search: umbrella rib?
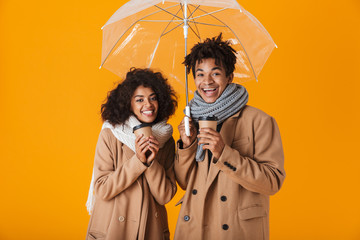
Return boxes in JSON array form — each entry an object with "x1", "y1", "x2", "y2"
[
  {"x1": 195, "y1": 7, "x2": 258, "y2": 81},
  {"x1": 188, "y1": 4, "x2": 200, "y2": 19},
  {"x1": 154, "y1": 4, "x2": 184, "y2": 20},
  {"x1": 148, "y1": 6, "x2": 184, "y2": 67},
  {"x1": 147, "y1": 39, "x2": 161, "y2": 68},
  {"x1": 102, "y1": 3, "x2": 180, "y2": 30},
  {"x1": 188, "y1": 21, "x2": 226, "y2": 28},
  {"x1": 161, "y1": 22, "x2": 184, "y2": 36},
  {"x1": 159, "y1": 5, "x2": 183, "y2": 36},
  {"x1": 139, "y1": 20, "x2": 183, "y2": 22},
  {"x1": 188, "y1": 8, "x2": 229, "y2": 21},
  {"x1": 187, "y1": 5, "x2": 201, "y2": 40},
  {"x1": 187, "y1": 23, "x2": 201, "y2": 40},
  {"x1": 101, "y1": 4, "x2": 181, "y2": 68}
]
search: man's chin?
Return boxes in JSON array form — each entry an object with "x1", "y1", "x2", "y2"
[{"x1": 202, "y1": 97, "x2": 217, "y2": 104}]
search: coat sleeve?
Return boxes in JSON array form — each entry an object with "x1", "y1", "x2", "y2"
[
  {"x1": 94, "y1": 129, "x2": 147, "y2": 201},
  {"x1": 144, "y1": 138, "x2": 177, "y2": 205},
  {"x1": 174, "y1": 139, "x2": 198, "y2": 190},
  {"x1": 214, "y1": 115, "x2": 286, "y2": 195}
]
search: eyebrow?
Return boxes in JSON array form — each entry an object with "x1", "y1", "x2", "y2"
[
  {"x1": 195, "y1": 66, "x2": 222, "y2": 72},
  {"x1": 134, "y1": 92, "x2": 156, "y2": 98}
]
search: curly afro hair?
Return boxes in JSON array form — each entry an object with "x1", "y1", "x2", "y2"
[
  {"x1": 101, "y1": 68, "x2": 177, "y2": 126},
  {"x1": 184, "y1": 33, "x2": 237, "y2": 77}
]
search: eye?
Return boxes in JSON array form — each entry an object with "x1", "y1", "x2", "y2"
[
  {"x1": 150, "y1": 96, "x2": 157, "y2": 101},
  {"x1": 213, "y1": 72, "x2": 221, "y2": 76},
  {"x1": 196, "y1": 73, "x2": 204, "y2": 77},
  {"x1": 135, "y1": 98, "x2": 143, "y2": 103}
]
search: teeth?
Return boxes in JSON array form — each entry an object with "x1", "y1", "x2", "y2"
[
  {"x1": 143, "y1": 111, "x2": 153, "y2": 114},
  {"x1": 203, "y1": 88, "x2": 216, "y2": 92}
]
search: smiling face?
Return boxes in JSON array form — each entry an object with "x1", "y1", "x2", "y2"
[
  {"x1": 194, "y1": 58, "x2": 233, "y2": 103},
  {"x1": 130, "y1": 85, "x2": 159, "y2": 123}
]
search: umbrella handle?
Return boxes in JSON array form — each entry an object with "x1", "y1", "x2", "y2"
[{"x1": 185, "y1": 106, "x2": 190, "y2": 137}]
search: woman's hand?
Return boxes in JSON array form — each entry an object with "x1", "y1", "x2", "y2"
[
  {"x1": 135, "y1": 134, "x2": 149, "y2": 164},
  {"x1": 197, "y1": 128, "x2": 225, "y2": 160},
  {"x1": 178, "y1": 117, "x2": 197, "y2": 148},
  {"x1": 146, "y1": 136, "x2": 159, "y2": 165}
]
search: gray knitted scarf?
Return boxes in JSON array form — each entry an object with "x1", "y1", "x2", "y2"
[{"x1": 189, "y1": 83, "x2": 249, "y2": 161}]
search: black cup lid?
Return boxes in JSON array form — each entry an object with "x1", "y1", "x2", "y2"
[
  {"x1": 133, "y1": 123, "x2": 152, "y2": 132},
  {"x1": 198, "y1": 115, "x2": 218, "y2": 121}
]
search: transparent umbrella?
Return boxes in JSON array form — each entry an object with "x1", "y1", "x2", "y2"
[{"x1": 100, "y1": 0, "x2": 276, "y2": 134}]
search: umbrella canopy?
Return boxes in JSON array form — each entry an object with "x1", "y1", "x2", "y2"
[{"x1": 100, "y1": 0, "x2": 276, "y2": 96}]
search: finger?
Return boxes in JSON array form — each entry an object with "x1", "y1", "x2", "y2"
[
  {"x1": 199, "y1": 128, "x2": 218, "y2": 134},
  {"x1": 135, "y1": 134, "x2": 144, "y2": 143},
  {"x1": 135, "y1": 134, "x2": 149, "y2": 145},
  {"x1": 202, "y1": 144, "x2": 211, "y2": 150},
  {"x1": 198, "y1": 138, "x2": 212, "y2": 146},
  {"x1": 138, "y1": 139, "x2": 149, "y2": 151},
  {"x1": 180, "y1": 122, "x2": 196, "y2": 134},
  {"x1": 137, "y1": 140, "x2": 148, "y2": 150},
  {"x1": 149, "y1": 135, "x2": 158, "y2": 141},
  {"x1": 141, "y1": 145, "x2": 150, "y2": 154},
  {"x1": 149, "y1": 138, "x2": 159, "y2": 146},
  {"x1": 138, "y1": 144, "x2": 148, "y2": 153},
  {"x1": 148, "y1": 136, "x2": 159, "y2": 145},
  {"x1": 147, "y1": 152, "x2": 155, "y2": 163},
  {"x1": 197, "y1": 132, "x2": 215, "y2": 140},
  {"x1": 198, "y1": 131, "x2": 221, "y2": 140},
  {"x1": 149, "y1": 144, "x2": 159, "y2": 153}
]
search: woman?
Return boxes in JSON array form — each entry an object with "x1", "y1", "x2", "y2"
[{"x1": 86, "y1": 68, "x2": 177, "y2": 240}]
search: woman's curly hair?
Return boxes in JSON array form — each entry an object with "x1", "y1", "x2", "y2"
[
  {"x1": 101, "y1": 68, "x2": 177, "y2": 126},
  {"x1": 183, "y1": 33, "x2": 237, "y2": 77}
]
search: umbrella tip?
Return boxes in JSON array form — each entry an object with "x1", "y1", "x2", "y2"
[
  {"x1": 275, "y1": 44, "x2": 278, "y2": 48},
  {"x1": 99, "y1": 65, "x2": 102, "y2": 69}
]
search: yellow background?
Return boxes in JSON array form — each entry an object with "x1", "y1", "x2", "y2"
[{"x1": 1, "y1": 0, "x2": 360, "y2": 239}]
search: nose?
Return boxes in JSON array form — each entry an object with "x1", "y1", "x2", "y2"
[
  {"x1": 144, "y1": 99, "x2": 153, "y2": 107},
  {"x1": 203, "y1": 74, "x2": 215, "y2": 84}
]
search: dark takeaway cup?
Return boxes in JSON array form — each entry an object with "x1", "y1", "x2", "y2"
[
  {"x1": 133, "y1": 123, "x2": 152, "y2": 138},
  {"x1": 133, "y1": 123, "x2": 153, "y2": 158},
  {"x1": 198, "y1": 116, "x2": 218, "y2": 130}
]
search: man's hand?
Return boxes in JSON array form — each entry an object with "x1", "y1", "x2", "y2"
[
  {"x1": 197, "y1": 128, "x2": 225, "y2": 159},
  {"x1": 178, "y1": 116, "x2": 197, "y2": 148}
]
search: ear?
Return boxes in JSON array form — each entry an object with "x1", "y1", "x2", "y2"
[{"x1": 228, "y1": 73, "x2": 234, "y2": 83}]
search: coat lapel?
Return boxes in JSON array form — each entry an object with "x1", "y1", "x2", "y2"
[
  {"x1": 122, "y1": 144, "x2": 135, "y2": 160},
  {"x1": 205, "y1": 111, "x2": 241, "y2": 190}
]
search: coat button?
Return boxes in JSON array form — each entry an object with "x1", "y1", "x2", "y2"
[
  {"x1": 220, "y1": 196, "x2": 227, "y2": 202},
  {"x1": 192, "y1": 189, "x2": 197, "y2": 195},
  {"x1": 222, "y1": 224, "x2": 229, "y2": 230},
  {"x1": 155, "y1": 212, "x2": 158, "y2": 218},
  {"x1": 184, "y1": 215, "x2": 190, "y2": 221},
  {"x1": 118, "y1": 216, "x2": 125, "y2": 222}
]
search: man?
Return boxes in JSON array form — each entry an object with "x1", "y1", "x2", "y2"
[{"x1": 174, "y1": 33, "x2": 286, "y2": 240}]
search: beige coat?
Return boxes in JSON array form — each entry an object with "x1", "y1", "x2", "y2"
[
  {"x1": 86, "y1": 128, "x2": 177, "y2": 240},
  {"x1": 174, "y1": 106, "x2": 285, "y2": 240}
]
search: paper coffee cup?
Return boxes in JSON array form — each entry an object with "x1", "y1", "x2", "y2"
[
  {"x1": 133, "y1": 123, "x2": 152, "y2": 138},
  {"x1": 198, "y1": 116, "x2": 218, "y2": 130}
]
